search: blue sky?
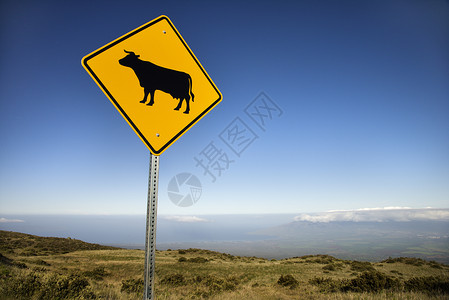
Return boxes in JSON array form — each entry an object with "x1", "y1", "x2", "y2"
[{"x1": 1, "y1": 0, "x2": 448, "y2": 216}]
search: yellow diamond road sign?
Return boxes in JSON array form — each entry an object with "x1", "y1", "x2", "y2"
[{"x1": 82, "y1": 15, "x2": 222, "y2": 155}]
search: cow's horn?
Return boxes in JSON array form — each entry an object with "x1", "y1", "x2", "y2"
[{"x1": 124, "y1": 50, "x2": 135, "y2": 54}]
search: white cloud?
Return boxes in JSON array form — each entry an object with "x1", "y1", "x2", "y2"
[
  {"x1": 0, "y1": 217, "x2": 25, "y2": 223},
  {"x1": 294, "y1": 208, "x2": 449, "y2": 223},
  {"x1": 163, "y1": 216, "x2": 209, "y2": 223}
]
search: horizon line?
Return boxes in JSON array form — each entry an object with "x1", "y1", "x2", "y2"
[{"x1": 1, "y1": 207, "x2": 449, "y2": 217}]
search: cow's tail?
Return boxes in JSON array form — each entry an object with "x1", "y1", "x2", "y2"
[{"x1": 188, "y1": 75, "x2": 194, "y2": 102}]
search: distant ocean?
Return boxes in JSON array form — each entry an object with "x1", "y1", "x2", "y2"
[
  {"x1": 2, "y1": 213, "x2": 448, "y2": 263},
  {"x1": 0, "y1": 214, "x2": 292, "y2": 248}
]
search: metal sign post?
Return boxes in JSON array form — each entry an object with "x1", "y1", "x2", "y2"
[{"x1": 143, "y1": 153, "x2": 160, "y2": 300}]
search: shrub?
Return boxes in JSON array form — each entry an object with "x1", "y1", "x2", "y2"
[
  {"x1": 0, "y1": 269, "x2": 97, "y2": 299},
  {"x1": 219, "y1": 253, "x2": 236, "y2": 261},
  {"x1": 381, "y1": 257, "x2": 425, "y2": 266},
  {"x1": 309, "y1": 276, "x2": 341, "y2": 292},
  {"x1": 0, "y1": 265, "x2": 11, "y2": 278},
  {"x1": 277, "y1": 274, "x2": 299, "y2": 288},
  {"x1": 322, "y1": 264, "x2": 336, "y2": 271},
  {"x1": 121, "y1": 278, "x2": 144, "y2": 294},
  {"x1": 83, "y1": 266, "x2": 108, "y2": 280},
  {"x1": 188, "y1": 257, "x2": 209, "y2": 263},
  {"x1": 0, "y1": 254, "x2": 28, "y2": 269},
  {"x1": 161, "y1": 273, "x2": 186, "y2": 286},
  {"x1": 13, "y1": 261, "x2": 28, "y2": 269},
  {"x1": 390, "y1": 270, "x2": 403, "y2": 276},
  {"x1": 404, "y1": 276, "x2": 449, "y2": 294},
  {"x1": 341, "y1": 271, "x2": 401, "y2": 293},
  {"x1": 33, "y1": 267, "x2": 48, "y2": 272},
  {"x1": 350, "y1": 261, "x2": 375, "y2": 272},
  {"x1": 0, "y1": 253, "x2": 13, "y2": 266},
  {"x1": 311, "y1": 271, "x2": 401, "y2": 293},
  {"x1": 34, "y1": 259, "x2": 51, "y2": 266},
  {"x1": 11, "y1": 272, "x2": 41, "y2": 298},
  {"x1": 303, "y1": 255, "x2": 336, "y2": 264},
  {"x1": 429, "y1": 261, "x2": 443, "y2": 269},
  {"x1": 313, "y1": 255, "x2": 335, "y2": 264},
  {"x1": 195, "y1": 274, "x2": 239, "y2": 292},
  {"x1": 39, "y1": 274, "x2": 95, "y2": 299},
  {"x1": 178, "y1": 257, "x2": 187, "y2": 262}
]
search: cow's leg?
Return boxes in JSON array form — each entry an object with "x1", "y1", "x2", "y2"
[
  {"x1": 174, "y1": 98, "x2": 183, "y2": 111},
  {"x1": 147, "y1": 90, "x2": 155, "y2": 106},
  {"x1": 183, "y1": 98, "x2": 190, "y2": 114},
  {"x1": 141, "y1": 88, "x2": 149, "y2": 104}
]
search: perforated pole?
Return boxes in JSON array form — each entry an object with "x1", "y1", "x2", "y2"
[{"x1": 143, "y1": 153, "x2": 160, "y2": 300}]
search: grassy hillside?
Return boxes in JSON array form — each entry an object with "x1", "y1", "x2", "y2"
[
  {"x1": 1, "y1": 230, "x2": 449, "y2": 299},
  {"x1": 0, "y1": 230, "x2": 120, "y2": 256}
]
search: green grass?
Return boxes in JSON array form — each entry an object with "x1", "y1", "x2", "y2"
[{"x1": 1, "y1": 230, "x2": 449, "y2": 299}]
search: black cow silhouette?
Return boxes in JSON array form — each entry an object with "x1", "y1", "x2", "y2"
[{"x1": 119, "y1": 50, "x2": 194, "y2": 114}]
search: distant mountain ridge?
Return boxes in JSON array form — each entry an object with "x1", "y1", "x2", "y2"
[
  {"x1": 249, "y1": 220, "x2": 449, "y2": 263},
  {"x1": 257, "y1": 220, "x2": 449, "y2": 239}
]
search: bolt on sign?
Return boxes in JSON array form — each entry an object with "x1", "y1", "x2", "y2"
[{"x1": 82, "y1": 15, "x2": 222, "y2": 155}]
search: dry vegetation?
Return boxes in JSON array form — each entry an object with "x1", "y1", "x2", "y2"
[{"x1": 1, "y1": 230, "x2": 449, "y2": 299}]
